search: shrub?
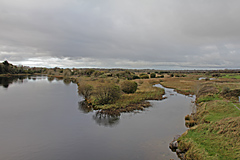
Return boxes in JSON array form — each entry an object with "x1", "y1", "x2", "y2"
[
  {"x1": 140, "y1": 74, "x2": 149, "y2": 79},
  {"x1": 78, "y1": 83, "x2": 94, "y2": 101},
  {"x1": 85, "y1": 69, "x2": 95, "y2": 76},
  {"x1": 121, "y1": 80, "x2": 138, "y2": 94},
  {"x1": 132, "y1": 75, "x2": 140, "y2": 79},
  {"x1": 63, "y1": 69, "x2": 71, "y2": 77},
  {"x1": 150, "y1": 73, "x2": 156, "y2": 78},
  {"x1": 115, "y1": 70, "x2": 132, "y2": 79},
  {"x1": 94, "y1": 71, "x2": 104, "y2": 77},
  {"x1": 95, "y1": 83, "x2": 121, "y2": 105},
  {"x1": 157, "y1": 75, "x2": 164, "y2": 78}
]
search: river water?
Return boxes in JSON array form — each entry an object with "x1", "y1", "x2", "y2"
[{"x1": 0, "y1": 76, "x2": 195, "y2": 160}]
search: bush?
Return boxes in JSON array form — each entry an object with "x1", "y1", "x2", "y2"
[
  {"x1": 139, "y1": 74, "x2": 149, "y2": 79},
  {"x1": 157, "y1": 75, "x2": 164, "y2": 78},
  {"x1": 78, "y1": 83, "x2": 94, "y2": 101},
  {"x1": 150, "y1": 73, "x2": 156, "y2": 78},
  {"x1": 95, "y1": 83, "x2": 121, "y2": 105},
  {"x1": 85, "y1": 69, "x2": 95, "y2": 76},
  {"x1": 121, "y1": 80, "x2": 138, "y2": 94},
  {"x1": 132, "y1": 75, "x2": 140, "y2": 79}
]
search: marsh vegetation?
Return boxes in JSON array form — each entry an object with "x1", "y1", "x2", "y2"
[{"x1": 165, "y1": 73, "x2": 240, "y2": 160}]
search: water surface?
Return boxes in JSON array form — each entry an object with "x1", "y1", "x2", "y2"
[{"x1": 0, "y1": 76, "x2": 194, "y2": 160}]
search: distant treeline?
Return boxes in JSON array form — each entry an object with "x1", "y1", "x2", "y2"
[
  {"x1": 0, "y1": 60, "x2": 44, "y2": 74},
  {"x1": 1, "y1": 60, "x2": 239, "y2": 75}
]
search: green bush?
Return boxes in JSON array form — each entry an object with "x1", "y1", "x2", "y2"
[
  {"x1": 139, "y1": 74, "x2": 149, "y2": 79},
  {"x1": 78, "y1": 83, "x2": 94, "y2": 100},
  {"x1": 132, "y1": 75, "x2": 140, "y2": 79},
  {"x1": 121, "y1": 80, "x2": 138, "y2": 94},
  {"x1": 150, "y1": 73, "x2": 156, "y2": 78},
  {"x1": 94, "y1": 83, "x2": 121, "y2": 105},
  {"x1": 157, "y1": 75, "x2": 164, "y2": 78}
]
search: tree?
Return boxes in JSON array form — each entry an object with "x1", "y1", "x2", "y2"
[
  {"x1": 95, "y1": 83, "x2": 121, "y2": 105},
  {"x1": 3, "y1": 60, "x2": 9, "y2": 66},
  {"x1": 121, "y1": 80, "x2": 138, "y2": 94},
  {"x1": 78, "y1": 83, "x2": 94, "y2": 101}
]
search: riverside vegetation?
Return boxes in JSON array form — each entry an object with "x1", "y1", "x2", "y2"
[
  {"x1": 165, "y1": 73, "x2": 240, "y2": 160},
  {"x1": 1, "y1": 61, "x2": 240, "y2": 159}
]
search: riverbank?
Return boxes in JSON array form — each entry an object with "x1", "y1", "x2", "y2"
[{"x1": 169, "y1": 78, "x2": 240, "y2": 160}]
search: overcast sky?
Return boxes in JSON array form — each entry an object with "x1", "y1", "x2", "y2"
[{"x1": 0, "y1": 0, "x2": 240, "y2": 69}]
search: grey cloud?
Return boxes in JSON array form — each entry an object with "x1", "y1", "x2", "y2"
[{"x1": 0, "y1": 0, "x2": 240, "y2": 69}]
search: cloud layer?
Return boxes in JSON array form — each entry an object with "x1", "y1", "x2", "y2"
[{"x1": 1, "y1": 0, "x2": 240, "y2": 69}]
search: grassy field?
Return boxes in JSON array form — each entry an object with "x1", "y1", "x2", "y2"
[{"x1": 173, "y1": 77, "x2": 240, "y2": 160}]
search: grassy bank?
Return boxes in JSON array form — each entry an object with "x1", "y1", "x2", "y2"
[{"x1": 175, "y1": 78, "x2": 240, "y2": 159}]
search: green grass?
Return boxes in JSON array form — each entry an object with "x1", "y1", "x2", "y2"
[
  {"x1": 202, "y1": 100, "x2": 240, "y2": 123},
  {"x1": 179, "y1": 80, "x2": 240, "y2": 160},
  {"x1": 179, "y1": 124, "x2": 240, "y2": 160},
  {"x1": 220, "y1": 74, "x2": 240, "y2": 79},
  {"x1": 196, "y1": 94, "x2": 221, "y2": 103}
]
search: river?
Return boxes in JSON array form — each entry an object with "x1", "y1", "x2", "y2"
[{"x1": 0, "y1": 76, "x2": 195, "y2": 160}]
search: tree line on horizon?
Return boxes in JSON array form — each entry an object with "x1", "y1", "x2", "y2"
[
  {"x1": 0, "y1": 60, "x2": 44, "y2": 74},
  {"x1": 1, "y1": 60, "x2": 240, "y2": 75}
]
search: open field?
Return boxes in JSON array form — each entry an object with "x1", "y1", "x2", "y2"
[{"x1": 174, "y1": 77, "x2": 240, "y2": 160}]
